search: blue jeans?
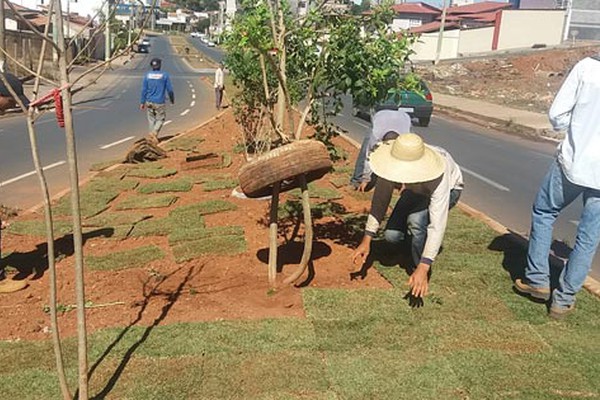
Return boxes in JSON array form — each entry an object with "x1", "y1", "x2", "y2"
[
  {"x1": 525, "y1": 160, "x2": 600, "y2": 308},
  {"x1": 350, "y1": 135, "x2": 370, "y2": 187},
  {"x1": 384, "y1": 188, "x2": 461, "y2": 265}
]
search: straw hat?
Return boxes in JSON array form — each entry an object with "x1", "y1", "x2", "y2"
[{"x1": 369, "y1": 133, "x2": 445, "y2": 183}]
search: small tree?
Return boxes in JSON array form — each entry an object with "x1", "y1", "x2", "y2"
[{"x1": 224, "y1": 0, "x2": 418, "y2": 285}]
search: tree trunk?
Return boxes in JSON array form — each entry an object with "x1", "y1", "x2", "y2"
[
  {"x1": 268, "y1": 181, "x2": 281, "y2": 288},
  {"x1": 283, "y1": 175, "x2": 313, "y2": 285},
  {"x1": 54, "y1": 3, "x2": 89, "y2": 399}
]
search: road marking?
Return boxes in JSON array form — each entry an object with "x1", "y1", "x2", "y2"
[
  {"x1": 100, "y1": 136, "x2": 135, "y2": 150},
  {"x1": 571, "y1": 220, "x2": 580, "y2": 227},
  {"x1": 192, "y1": 94, "x2": 196, "y2": 99},
  {"x1": 462, "y1": 167, "x2": 510, "y2": 192},
  {"x1": 353, "y1": 119, "x2": 370, "y2": 129},
  {"x1": 191, "y1": 88, "x2": 195, "y2": 93},
  {"x1": 100, "y1": 100, "x2": 112, "y2": 107},
  {"x1": 190, "y1": 101, "x2": 195, "y2": 107},
  {"x1": 164, "y1": 120, "x2": 173, "y2": 126},
  {"x1": 180, "y1": 109, "x2": 190, "y2": 116},
  {"x1": 121, "y1": 89, "x2": 127, "y2": 94},
  {"x1": 0, "y1": 161, "x2": 66, "y2": 187}
]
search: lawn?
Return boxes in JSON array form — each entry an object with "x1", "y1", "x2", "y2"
[{"x1": 2, "y1": 209, "x2": 599, "y2": 399}]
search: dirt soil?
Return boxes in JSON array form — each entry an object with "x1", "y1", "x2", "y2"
[
  {"x1": 0, "y1": 110, "x2": 391, "y2": 341},
  {"x1": 418, "y1": 44, "x2": 600, "y2": 114}
]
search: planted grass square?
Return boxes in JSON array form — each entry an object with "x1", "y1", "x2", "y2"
[
  {"x1": 127, "y1": 163, "x2": 177, "y2": 179},
  {"x1": 168, "y1": 225, "x2": 244, "y2": 245},
  {"x1": 7, "y1": 219, "x2": 73, "y2": 237},
  {"x1": 86, "y1": 245, "x2": 164, "y2": 271},
  {"x1": 115, "y1": 194, "x2": 178, "y2": 210},
  {"x1": 163, "y1": 135, "x2": 205, "y2": 152},
  {"x1": 171, "y1": 200, "x2": 237, "y2": 217},
  {"x1": 82, "y1": 212, "x2": 151, "y2": 227},
  {"x1": 289, "y1": 183, "x2": 342, "y2": 200},
  {"x1": 172, "y1": 235, "x2": 246, "y2": 263},
  {"x1": 137, "y1": 177, "x2": 193, "y2": 194},
  {"x1": 89, "y1": 159, "x2": 121, "y2": 172},
  {"x1": 202, "y1": 178, "x2": 238, "y2": 192},
  {"x1": 187, "y1": 172, "x2": 233, "y2": 184}
]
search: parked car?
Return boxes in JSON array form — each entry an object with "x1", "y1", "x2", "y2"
[
  {"x1": 136, "y1": 43, "x2": 150, "y2": 53},
  {"x1": 207, "y1": 41, "x2": 216, "y2": 47},
  {"x1": 141, "y1": 37, "x2": 151, "y2": 46},
  {"x1": 190, "y1": 32, "x2": 200, "y2": 38},
  {"x1": 352, "y1": 79, "x2": 434, "y2": 127}
]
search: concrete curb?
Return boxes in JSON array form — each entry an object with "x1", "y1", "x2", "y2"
[{"x1": 338, "y1": 131, "x2": 600, "y2": 300}]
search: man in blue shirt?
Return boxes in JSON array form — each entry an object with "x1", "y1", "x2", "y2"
[{"x1": 140, "y1": 58, "x2": 174, "y2": 143}]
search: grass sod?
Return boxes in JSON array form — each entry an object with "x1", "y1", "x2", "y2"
[
  {"x1": 85, "y1": 245, "x2": 165, "y2": 271},
  {"x1": 202, "y1": 178, "x2": 238, "y2": 192},
  {"x1": 186, "y1": 172, "x2": 233, "y2": 184},
  {"x1": 171, "y1": 235, "x2": 247, "y2": 263},
  {"x1": 137, "y1": 177, "x2": 194, "y2": 194},
  {"x1": 163, "y1": 135, "x2": 205, "y2": 152},
  {"x1": 288, "y1": 183, "x2": 342, "y2": 201},
  {"x1": 168, "y1": 225, "x2": 244, "y2": 245},
  {"x1": 89, "y1": 159, "x2": 122, "y2": 172},
  {"x1": 126, "y1": 164, "x2": 178, "y2": 179},
  {"x1": 3, "y1": 208, "x2": 600, "y2": 398},
  {"x1": 115, "y1": 194, "x2": 179, "y2": 210},
  {"x1": 82, "y1": 212, "x2": 152, "y2": 227},
  {"x1": 6, "y1": 219, "x2": 73, "y2": 237}
]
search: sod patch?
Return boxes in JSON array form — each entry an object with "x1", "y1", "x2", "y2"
[
  {"x1": 330, "y1": 175, "x2": 349, "y2": 188},
  {"x1": 137, "y1": 177, "x2": 193, "y2": 194},
  {"x1": 168, "y1": 225, "x2": 244, "y2": 245},
  {"x1": 170, "y1": 200, "x2": 237, "y2": 217},
  {"x1": 129, "y1": 217, "x2": 173, "y2": 237},
  {"x1": 7, "y1": 219, "x2": 73, "y2": 237},
  {"x1": 86, "y1": 245, "x2": 164, "y2": 271},
  {"x1": 163, "y1": 136, "x2": 205, "y2": 152},
  {"x1": 202, "y1": 178, "x2": 238, "y2": 192},
  {"x1": 186, "y1": 172, "x2": 233, "y2": 184},
  {"x1": 115, "y1": 194, "x2": 178, "y2": 210},
  {"x1": 82, "y1": 212, "x2": 151, "y2": 227},
  {"x1": 126, "y1": 164, "x2": 177, "y2": 179},
  {"x1": 90, "y1": 159, "x2": 122, "y2": 172},
  {"x1": 172, "y1": 235, "x2": 246, "y2": 263},
  {"x1": 288, "y1": 183, "x2": 342, "y2": 200}
]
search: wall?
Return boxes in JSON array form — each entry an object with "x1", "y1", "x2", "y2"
[
  {"x1": 458, "y1": 26, "x2": 495, "y2": 55},
  {"x1": 4, "y1": 30, "x2": 54, "y2": 77},
  {"x1": 496, "y1": 9, "x2": 565, "y2": 50},
  {"x1": 411, "y1": 29, "x2": 460, "y2": 61},
  {"x1": 570, "y1": 0, "x2": 600, "y2": 41}
]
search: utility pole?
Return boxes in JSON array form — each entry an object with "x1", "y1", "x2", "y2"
[
  {"x1": 0, "y1": 0, "x2": 5, "y2": 69},
  {"x1": 128, "y1": 0, "x2": 134, "y2": 47},
  {"x1": 434, "y1": 0, "x2": 448, "y2": 65},
  {"x1": 105, "y1": 0, "x2": 111, "y2": 61},
  {"x1": 562, "y1": 0, "x2": 573, "y2": 42}
]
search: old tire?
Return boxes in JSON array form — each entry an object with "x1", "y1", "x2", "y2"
[{"x1": 238, "y1": 140, "x2": 332, "y2": 198}]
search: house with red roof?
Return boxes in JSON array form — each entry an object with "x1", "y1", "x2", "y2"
[{"x1": 390, "y1": 2, "x2": 441, "y2": 32}]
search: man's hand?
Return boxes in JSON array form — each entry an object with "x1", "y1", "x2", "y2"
[
  {"x1": 357, "y1": 181, "x2": 369, "y2": 192},
  {"x1": 352, "y1": 236, "x2": 372, "y2": 266},
  {"x1": 139, "y1": 103, "x2": 145, "y2": 111},
  {"x1": 408, "y1": 263, "x2": 430, "y2": 298}
]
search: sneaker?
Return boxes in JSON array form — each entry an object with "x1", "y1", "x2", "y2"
[
  {"x1": 513, "y1": 279, "x2": 551, "y2": 301},
  {"x1": 549, "y1": 303, "x2": 575, "y2": 320},
  {"x1": 0, "y1": 279, "x2": 29, "y2": 294}
]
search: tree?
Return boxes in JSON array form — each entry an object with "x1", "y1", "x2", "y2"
[{"x1": 224, "y1": 0, "x2": 418, "y2": 286}]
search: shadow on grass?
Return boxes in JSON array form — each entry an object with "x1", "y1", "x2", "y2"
[
  {"x1": 0, "y1": 228, "x2": 114, "y2": 280},
  {"x1": 350, "y1": 239, "x2": 414, "y2": 282},
  {"x1": 487, "y1": 231, "x2": 565, "y2": 299},
  {"x1": 88, "y1": 263, "x2": 203, "y2": 400}
]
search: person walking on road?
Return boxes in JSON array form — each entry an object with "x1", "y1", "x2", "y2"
[
  {"x1": 214, "y1": 62, "x2": 225, "y2": 110},
  {"x1": 514, "y1": 55, "x2": 600, "y2": 319},
  {"x1": 352, "y1": 133, "x2": 463, "y2": 299},
  {"x1": 140, "y1": 58, "x2": 174, "y2": 143},
  {"x1": 350, "y1": 109, "x2": 412, "y2": 191}
]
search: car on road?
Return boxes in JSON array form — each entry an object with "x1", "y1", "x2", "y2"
[
  {"x1": 190, "y1": 32, "x2": 201, "y2": 38},
  {"x1": 352, "y1": 79, "x2": 434, "y2": 127},
  {"x1": 141, "y1": 37, "x2": 151, "y2": 46},
  {"x1": 207, "y1": 41, "x2": 216, "y2": 47},
  {"x1": 136, "y1": 43, "x2": 150, "y2": 53}
]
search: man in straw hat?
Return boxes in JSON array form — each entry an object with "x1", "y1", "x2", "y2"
[
  {"x1": 352, "y1": 133, "x2": 463, "y2": 298},
  {"x1": 514, "y1": 54, "x2": 600, "y2": 319}
]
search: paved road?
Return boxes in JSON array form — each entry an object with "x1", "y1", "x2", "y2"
[
  {"x1": 186, "y1": 38, "x2": 224, "y2": 63},
  {"x1": 332, "y1": 102, "x2": 600, "y2": 281},
  {"x1": 0, "y1": 35, "x2": 216, "y2": 210}
]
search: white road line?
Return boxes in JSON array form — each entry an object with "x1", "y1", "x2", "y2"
[
  {"x1": 100, "y1": 136, "x2": 135, "y2": 150},
  {"x1": 164, "y1": 120, "x2": 173, "y2": 126},
  {"x1": 192, "y1": 94, "x2": 196, "y2": 99},
  {"x1": 190, "y1": 101, "x2": 195, "y2": 107},
  {"x1": 100, "y1": 100, "x2": 112, "y2": 107},
  {"x1": 180, "y1": 109, "x2": 190, "y2": 116},
  {"x1": 353, "y1": 119, "x2": 370, "y2": 129},
  {"x1": 571, "y1": 220, "x2": 580, "y2": 226},
  {"x1": 0, "y1": 161, "x2": 66, "y2": 187},
  {"x1": 191, "y1": 89, "x2": 195, "y2": 93},
  {"x1": 462, "y1": 167, "x2": 510, "y2": 192}
]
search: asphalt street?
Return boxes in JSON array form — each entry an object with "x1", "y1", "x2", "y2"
[
  {"x1": 0, "y1": 35, "x2": 216, "y2": 210},
  {"x1": 332, "y1": 102, "x2": 600, "y2": 281}
]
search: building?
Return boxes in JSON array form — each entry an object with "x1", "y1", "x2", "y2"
[
  {"x1": 390, "y1": 2, "x2": 441, "y2": 31},
  {"x1": 568, "y1": 0, "x2": 600, "y2": 40}
]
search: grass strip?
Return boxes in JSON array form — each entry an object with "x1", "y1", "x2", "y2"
[
  {"x1": 115, "y1": 194, "x2": 178, "y2": 210},
  {"x1": 288, "y1": 183, "x2": 342, "y2": 200},
  {"x1": 7, "y1": 219, "x2": 73, "y2": 237},
  {"x1": 168, "y1": 225, "x2": 244, "y2": 245},
  {"x1": 127, "y1": 164, "x2": 177, "y2": 179},
  {"x1": 90, "y1": 159, "x2": 122, "y2": 172},
  {"x1": 82, "y1": 212, "x2": 151, "y2": 227},
  {"x1": 202, "y1": 178, "x2": 238, "y2": 192},
  {"x1": 137, "y1": 177, "x2": 193, "y2": 194},
  {"x1": 172, "y1": 235, "x2": 246, "y2": 263},
  {"x1": 86, "y1": 245, "x2": 164, "y2": 271},
  {"x1": 170, "y1": 200, "x2": 237, "y2": 218},
  {"x1": 163, "y1": 136, "x2": 205, "y2": 152},
  {"x1": 186, "y1": 172, "x2": 233, "y2": 184}
]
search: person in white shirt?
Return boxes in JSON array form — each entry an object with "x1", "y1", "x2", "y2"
[
  {"x1": 350, "y1": 109, "x2": 412, "y2": 191},
  {"x1": 214, "y1": 62, "x2": 225, "y2": 110},
  {"x1": 352, "y1": 133, "x2": 463, "y2": 298},
  {"x1": 514, "y1": 55, "x2": 600, "y2": 319}
]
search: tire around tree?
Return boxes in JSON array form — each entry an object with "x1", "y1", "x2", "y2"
[{"x1": 238, "y1": 140, "x2": 333, "y2": 198}]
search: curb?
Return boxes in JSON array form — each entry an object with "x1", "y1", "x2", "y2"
[{"x1": 338, "y1": 131, "x2": 600, "y2": 300}]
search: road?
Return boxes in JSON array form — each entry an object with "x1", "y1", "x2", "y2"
[
  {"x1": 332, "y1": 102, "x2": 600, "y2": 281},
  {"x1": 0, "y1": 35, "x2": 216, "y2": 210}
]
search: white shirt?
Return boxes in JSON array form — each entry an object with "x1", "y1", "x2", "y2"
[
  {"x1": 214, "y1": 67, "x2": 224, "y2": 89},
  {"x1": 549, "y1": 56, "x2": 600, "y2": 190}
]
